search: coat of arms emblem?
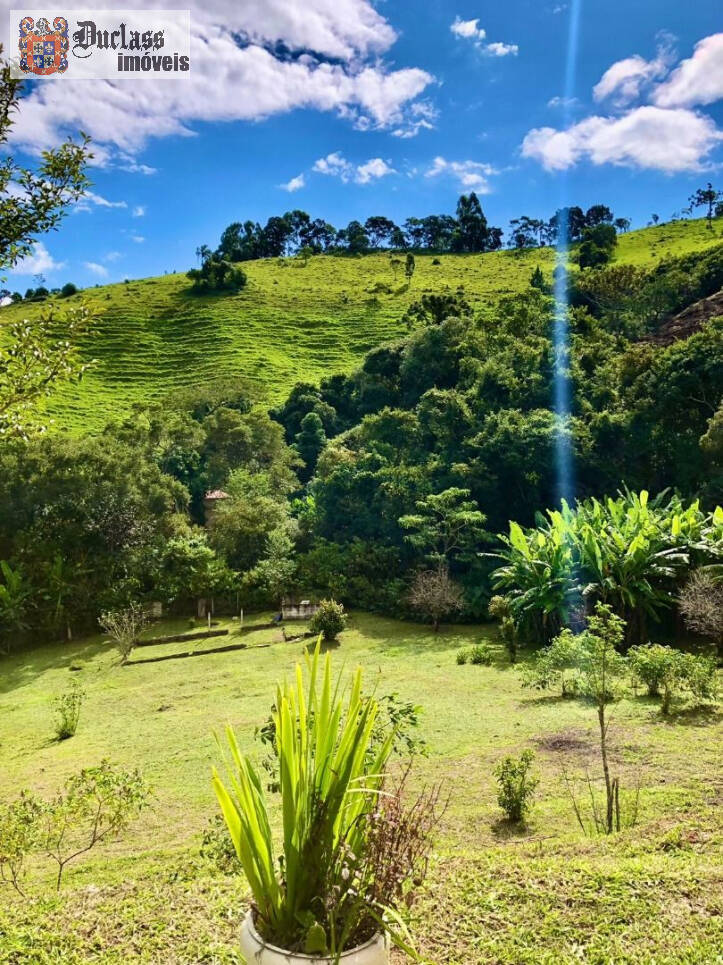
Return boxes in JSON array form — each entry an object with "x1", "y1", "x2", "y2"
[{"x1": 18, "y1": 16, "x2": 69, "y2": 76}]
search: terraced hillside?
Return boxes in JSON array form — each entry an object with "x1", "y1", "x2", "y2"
[{"x1": 2, "y1": 217, "x2": 721, "y2": 433}]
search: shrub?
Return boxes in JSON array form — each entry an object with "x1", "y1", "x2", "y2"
[
  {"x1": 52, "y1": 681, "x2": 85, "y2": 740},
  {"x1": 489, "y1": 594, "x2": 519, "y2": 663},
  {"x1": 629, "y1": 643, "x2": 718, "y2": 714},
  {"x1": 200, "y1": 814, "x2": 239, "y2": 873},
  {"x1": 629, "y1": 643, "x2": 672, "y2": 696},
  {"x1": 213, "y1": 643, "x2": 439, "y2": 957},
  {"x1": 494, "y1": 749, "x2": 538, "y2": 824},
  {"x1": 187, "y1": 255, "x2": 247, "y2": 294},
  {"x1": 308, "y1": 598, "x2": 347, "y2": 641},
  {"x1": 456, "y1": 648, "x2": 468, "y2": 665},
  {"x1": 60, "y1": 282, "x2": 78, "y2": 297},
  {"x1": 408, "y1": 565, "x2": 463, "y2": 632},
  {"x1": 469, "y1": 643, "x2": 493, "y2": 666},
  {"x1": 99, "y1": 604, "x2": 148, "y2": 664},
  {"x1": 0, "y1": 792, "x2": 44, "y2": 895},
  {"x1": 43, "y1": 760, "x2": 152, "y2": 890}
]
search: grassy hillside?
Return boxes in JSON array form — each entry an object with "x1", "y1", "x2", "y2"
[
  {"x1": 3, "y1": 217, "x2": 721, "y2": 434},
  {"x1": 0, "y1": 614, "x2": 720, "y2": 962}
]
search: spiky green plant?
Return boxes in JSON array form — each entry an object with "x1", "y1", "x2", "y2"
[{"x1": 212, "y1": 641, "x2": 396, "y2": 956}]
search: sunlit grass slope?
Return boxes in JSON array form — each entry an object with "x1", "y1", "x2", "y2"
[
  {"x1": 2, "y1": 217, "x2": 721, "y2": 434},
  {"x1": 0, "y1": 613, "x2": 721, "y2": 962}
]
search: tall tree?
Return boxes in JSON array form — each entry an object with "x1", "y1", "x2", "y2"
[
  {"x1": 688, "y1": 182, "x2": 721, "y2": 230},
  {"x1": 454, "y1": 193, "x2": 489, "y2": 253}
]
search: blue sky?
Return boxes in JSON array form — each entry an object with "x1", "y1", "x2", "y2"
[{"x1": 7, "y1": 0, "x2": 723, "y2": 288}]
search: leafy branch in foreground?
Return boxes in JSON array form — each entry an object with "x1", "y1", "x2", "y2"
[
  {"x1": 0, "y1": 303, "x2": 96, "y2": 438},
  {"x1": 1, "y1": 46, "x2": 92, "y2": 271}
]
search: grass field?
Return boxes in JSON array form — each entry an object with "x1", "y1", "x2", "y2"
[
  {"x1": 2, "y1": 217, "x2": 721, "y2": 434},
  {"x1": 1, "y1": 612, "x2": 721, "y2": 963}
]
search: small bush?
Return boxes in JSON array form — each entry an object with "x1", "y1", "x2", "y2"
[
  {"x1": 456, "y1": 649, "x2": 468, "y2": 665},
  {"x1": 308, "y1": 599, "x2": 347, "y2": 642},
  {"x1": 629, "y1": 643, "x2": 718, "y2": 715},
  {"x1": 60, "y1": 282, "x2": 78, "y2": 298},
  {"x1": 494, "y1": 749, "x2": 538, "y2": 824},
  {"x1": 53, "y1": 682, "x2": 85, "y2": 740},
  {"x1": 431, "y1": 258, "x2": 441, "y2": 265},
  {"x1": 200, "y1": 814, "x2": 239, "y2": 873},
  {"x1": 469, "y1": 643, "x2": 493, "y2": 666},
  {"x1": 99, "y1": 604, "x2": 148, "y2": 664}
]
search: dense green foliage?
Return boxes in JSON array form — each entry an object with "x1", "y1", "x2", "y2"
[{"x1": 0, "y1": 236, "x2": 720, "y2": 648}]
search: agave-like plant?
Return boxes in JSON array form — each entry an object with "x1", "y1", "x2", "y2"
[{"x1": 212, "y1": 641, "x2": 395, "y2": 956}]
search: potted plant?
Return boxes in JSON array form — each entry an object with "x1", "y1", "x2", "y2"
[{"x1": 213, "y1": 641, "x2": 439, "y2": 963}]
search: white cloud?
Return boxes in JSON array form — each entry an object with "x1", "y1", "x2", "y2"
[
  {"x1": 131, "y1": 235, "x2": 146, "y2": 243},
  {"x1": 313, "y1": 152, "x2": 395, "y2": 184},
  {"x1": 132, "y1": 205, "x2": 146, "y2": 217},
  {"x1": 593, "y1": 40, "x2": 674, "y2": 107},
  {"x1": 450, "y1": 17, "x2": 485, "y2": 41},
  {"x1": 8, "y1": 0, "x2": 434, "y2": 164},
  {"x1": 522, "y1": 106, "x2": 722, "y2": 173},
  {"x1": 10, "y1": 242, "x2": 65, "y2": 276},
  {"x1": 355, "y1": 158, "x2": 396, "y2": 183},
  {"x1": 484, "y1": 42, "x2": 518, "y2": 57},
  {"x1": 426, "y1": 156, "x2": 497, "y2": 192},
  {"x1": 654, "y1": 33, "x2": 723, "y2": 108},
  {"x1": 104, "y1": 251, "x2": 122, "y2": 262},
  {"x1": 524, "y1": 34, "x2": 723, "y2": 174},
  {"x1": 450, "y1": 15, "x2": 518, "y2": 57},
  {"x1": 313, "y1": 152, "x2": 353, "y2": 180},
  {"x1": 392, "y1": 100, "x2": 437, "y2": 138},
  {"x1": 280, "y1": 173, "x2": 306, "y2": 192},
  {"x1": 547, "y1": 95, "x2": 578, "y2": 109},
  {"x1": 119, "y1": 159, "x2": 158, "y2": 175},
  {"x1": 84, "y1": 261, "x2": 109, "y2": 277},
  {"x1": 75, "y1": 190, "x2": 127, "y2": 212}
]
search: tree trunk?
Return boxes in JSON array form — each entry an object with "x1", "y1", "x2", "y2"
[{"x1": 598, "y1": 704, "x2": 614, "y2": 834}]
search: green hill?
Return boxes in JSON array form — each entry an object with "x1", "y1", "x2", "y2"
[{"x1": 3, "y1": 217, "x2": 721, "y2": 433}]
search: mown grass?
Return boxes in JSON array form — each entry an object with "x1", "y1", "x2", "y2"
[
  {"x1": 1, "y1": 612, "x2": 721, "y2": 962},
  {"x1": 2, "y1": 217, "x2": 721, "y2": 434}
]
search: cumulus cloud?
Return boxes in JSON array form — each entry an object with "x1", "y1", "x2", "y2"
[
  {"x1": 313, "y1": 152, "x2": 395, "y2": 184},
  {"x1": 11, "y1": 242, "x2": 65, "y2": 275},
  {"x1": 280, "y1": 173, "x2": 306, "y2": 192},
  {"x1": 524, "y1": 33, "x2": 722, "y2": 174},
  {"x1": 131, "y1": 234, "x2": 146, "y2": 243},
  {"x1": 522, "y1": 106, "x2": 722, "y2": 174},
  {"x1": 132, "y1": 205, "x2": 146, "y2": 217},
  {"x1": 484, "y1": 42, "x2": 518, "y2": 57},
  {"x1": 450, "y1": 15, "x2": 518, "y2": 57},
  {"x1": 8, "y1": 0, "x2": 434, "y2": 164},
  {"x1": 84, "y1": 261, "x2": 109, "y2": 277},
  {"x1": 653, "y1": 33, "x2": 723, "y2": 108},
  {"x1": 450, "y1": 17, "x2": 485, "y2": 41},
  {"x1": 593, "y1": 39, "x2": 674, "y2": 107},
  {"x1": 426, "y1": 156, "x2": 497, "y2": 191}
]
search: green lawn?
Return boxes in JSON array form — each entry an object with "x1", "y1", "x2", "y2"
[
  {"x1": 1, "y1": 613, "x2": 721, "y2": 963},
  {"x1": 1, "y1": 217, "x2": 721, "y2": 434}
]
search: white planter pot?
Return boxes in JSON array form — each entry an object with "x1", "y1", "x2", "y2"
[{"x1": 240, "y1": 911, "x2": 389, "y2": 965}]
